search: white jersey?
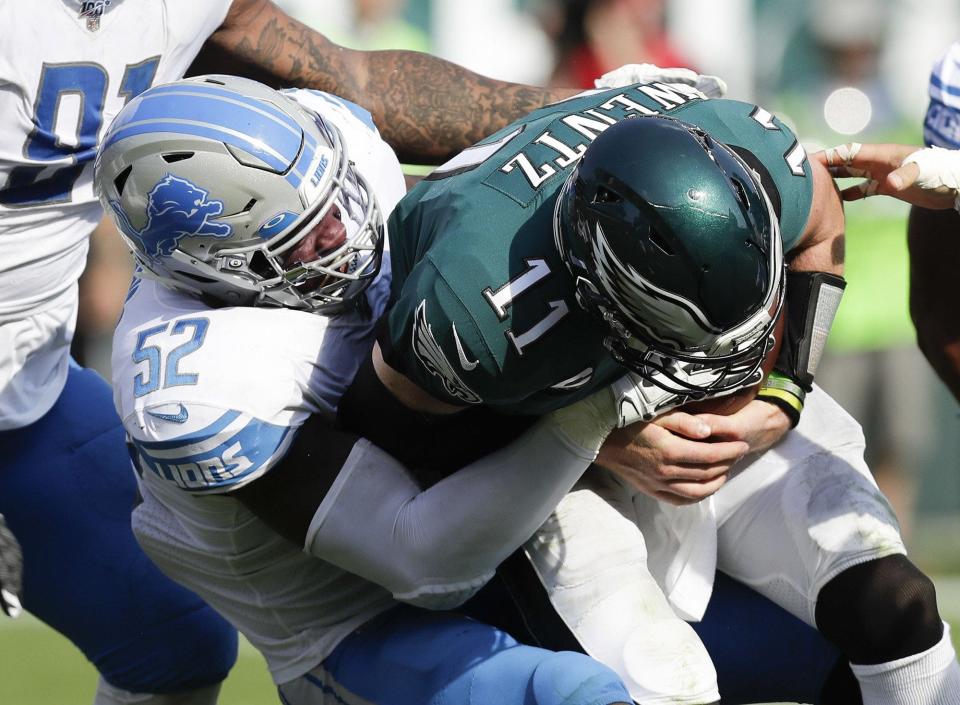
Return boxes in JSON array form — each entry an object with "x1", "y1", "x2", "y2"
[
  {"x1": 925, "y1": 41, "x2": 960, "y2": 148},
  {"x1": 112, "y1": 94, "x2": 407, "y2": 683},
  {"x1": 0, "y1": 0, "x2": 231, "y2": 427}
]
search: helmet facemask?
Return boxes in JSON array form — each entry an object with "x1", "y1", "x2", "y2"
[{"x1": 213, "y1": 114, "x2": 384, "y2": 314}]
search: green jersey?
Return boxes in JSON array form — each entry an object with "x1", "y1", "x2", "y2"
[{"x1": 381, "y1": 85, "x2": 812, "y2": 415}]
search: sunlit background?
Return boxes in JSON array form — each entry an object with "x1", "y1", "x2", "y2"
[{"x1": 4, "y1": 1, "x2": 959, "y2": 703}]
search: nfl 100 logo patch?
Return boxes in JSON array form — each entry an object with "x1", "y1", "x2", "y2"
[{"x1": 79, "y1": 0, "x2": 111, "y2": 32}]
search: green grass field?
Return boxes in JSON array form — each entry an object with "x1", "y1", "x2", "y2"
[
  {"x1": 0, "y1": 613, "x2": 274, "y2": 705},
  {"x1": 2, "y1": 576, "x2": 958, "y2": 705}
]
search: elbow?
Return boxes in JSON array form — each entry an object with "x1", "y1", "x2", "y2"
[
  {"x1": 390, "y1": 571, "x2": 493, "y2": 611},
  {"x1": 385, "y1": 537, "x2": 499, "y2": 610}
]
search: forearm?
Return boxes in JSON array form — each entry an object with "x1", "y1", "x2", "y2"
[
  {"x1": 908, "y1": 206, "x2": 960, "y2": 402},
  {"x1": 307, "y1": 417, "x2": 598, "y2": 609},
  {"x1": 201, "y1": 0, "x2": 574, "y2": 164}
]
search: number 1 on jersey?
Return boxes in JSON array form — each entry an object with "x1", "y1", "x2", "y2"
[
  {"x1": 482, "y1": 258, "x2": 569, "y2": 356},
  {"x1": 0, "y1": 57, "x2": 159, "y2": 208}
]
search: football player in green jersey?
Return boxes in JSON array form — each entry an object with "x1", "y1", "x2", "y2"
[
  {"x1": 338, "y1": 84, "x2": 959, "y2": 705},
  {"x1": 379, "y1": 90, "x2": 814, "y2": 416}
]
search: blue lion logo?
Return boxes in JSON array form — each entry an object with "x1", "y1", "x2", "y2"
[{"x1": 111, "y1": 174, "x2": 232, "y2": 259}]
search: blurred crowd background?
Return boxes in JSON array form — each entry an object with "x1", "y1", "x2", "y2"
[{"x1": 76, "y1": 0, "x2": 960, "y2": 571}]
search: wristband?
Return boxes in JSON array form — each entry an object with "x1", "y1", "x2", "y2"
[{"x1": 756, "y1": 371, "x2": 805, "y2": 428}]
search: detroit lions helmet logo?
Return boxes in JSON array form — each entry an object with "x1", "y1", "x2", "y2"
[{"x1": 111, "y1": 174, "x2": 232, "y2": 260}]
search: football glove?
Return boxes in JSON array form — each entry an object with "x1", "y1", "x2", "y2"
[
  {"x1": 0, "y1": 513, "x2": 23, "y2": 618},
  {"x1": 594, "y1": 63, "x2": 727, "y2": 98}
]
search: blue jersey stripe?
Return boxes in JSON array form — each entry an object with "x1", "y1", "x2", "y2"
[
  {"x1": 930, "y1": 72, "x2": 960, "y2": 99},
  {"x1": 137, "y1": 410, "x2": 242, "y2": 450},
  {"x1": 135, "y1": 413, "x2": 294, "y2": 492}
]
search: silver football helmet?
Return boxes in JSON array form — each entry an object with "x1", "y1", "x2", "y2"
[{"x1": 95, "y1": 74, "x2": 383, "y2": 313}]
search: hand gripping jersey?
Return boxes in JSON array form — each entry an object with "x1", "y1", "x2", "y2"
[
  {"x1": 112, "y1": 91, "x2": 408, "y2": 682},
  {"x1": 381, "y1": 86, "x2": 813, "y2": 414},
  {"x1": 0, "y1": 0, "x2": 231, "y2": 427},
  {"x1": 924, "y1": 41, "x2": 960, "y2": 148}
]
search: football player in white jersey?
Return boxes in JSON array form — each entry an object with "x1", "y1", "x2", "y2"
[
  {"x1": 814, "y1": 39, "x2": 960, "y2": 403},
  {"x1": 0, "y1": 2, "x2": 595, "y2": 704},
  {"x1": 99, "y1": 74, "x2": 637, "y2": 705}
]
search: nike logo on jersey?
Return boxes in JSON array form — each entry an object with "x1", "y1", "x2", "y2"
[
  {"x1": 451, "y1": 323, "x2": 479, "y2": 371},
  {"x1": 146, "y1": 404, "x2": 189, "y2": 424}
]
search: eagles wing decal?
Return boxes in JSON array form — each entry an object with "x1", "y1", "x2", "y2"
[
  {"x1": 411, "y1": 301, "x2": 482, "y2": 404},
  {"x1": 591, "y1": 221, "x2": 722, "y2": 347},
  {"x1": 549, "y1": 367, "x2": 594, "y2": 390}
]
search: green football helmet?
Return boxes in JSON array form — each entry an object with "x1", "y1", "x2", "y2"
[{"x1": 555, "y1": 115, "x2": 784, "y2": 396}]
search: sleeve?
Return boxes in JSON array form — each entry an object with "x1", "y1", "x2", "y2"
[
  {"x1": 305, "y1": 414, "x2": 600, "y2": 610},
  {"x1": 924, "y1": 42, "x2": 960, "y2": 148},
  {"x1": 129, "y1": 404, "x2": 298, "y2": 495},
  {"x1": 286, "y1": 89, "x2": 379, "y2": 136},
  {"x1": 379, "y1": 256, "x2": 497, "y2": 406}
]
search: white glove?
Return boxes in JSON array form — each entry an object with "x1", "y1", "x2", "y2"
[
  {"x1": 549, "y1": 371, "x2": 686, "y2": 452},
  {"x1": 594, "y1": 63, "x2": 727, "y2": 99},
  {"x1": 0, "y1": 513, "x2": 22, "y2": 618},
  {"x1": 903, "y1": 146, "x2": 960, "y2": 211},
  {"x1": 549, "y1": 385, "x2": 620, "y2": 454}
]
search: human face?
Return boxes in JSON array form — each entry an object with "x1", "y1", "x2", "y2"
[
  {"x1": 284, "y1": 203, "x2": 347, "y2": 268},
  {"x1": 282, "y1": 203, "x2": 348, "y2": 293}
]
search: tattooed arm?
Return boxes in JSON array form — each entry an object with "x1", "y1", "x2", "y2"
[{"x1": 192, "y1": 0, "x2": 574, "y2": 164}]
